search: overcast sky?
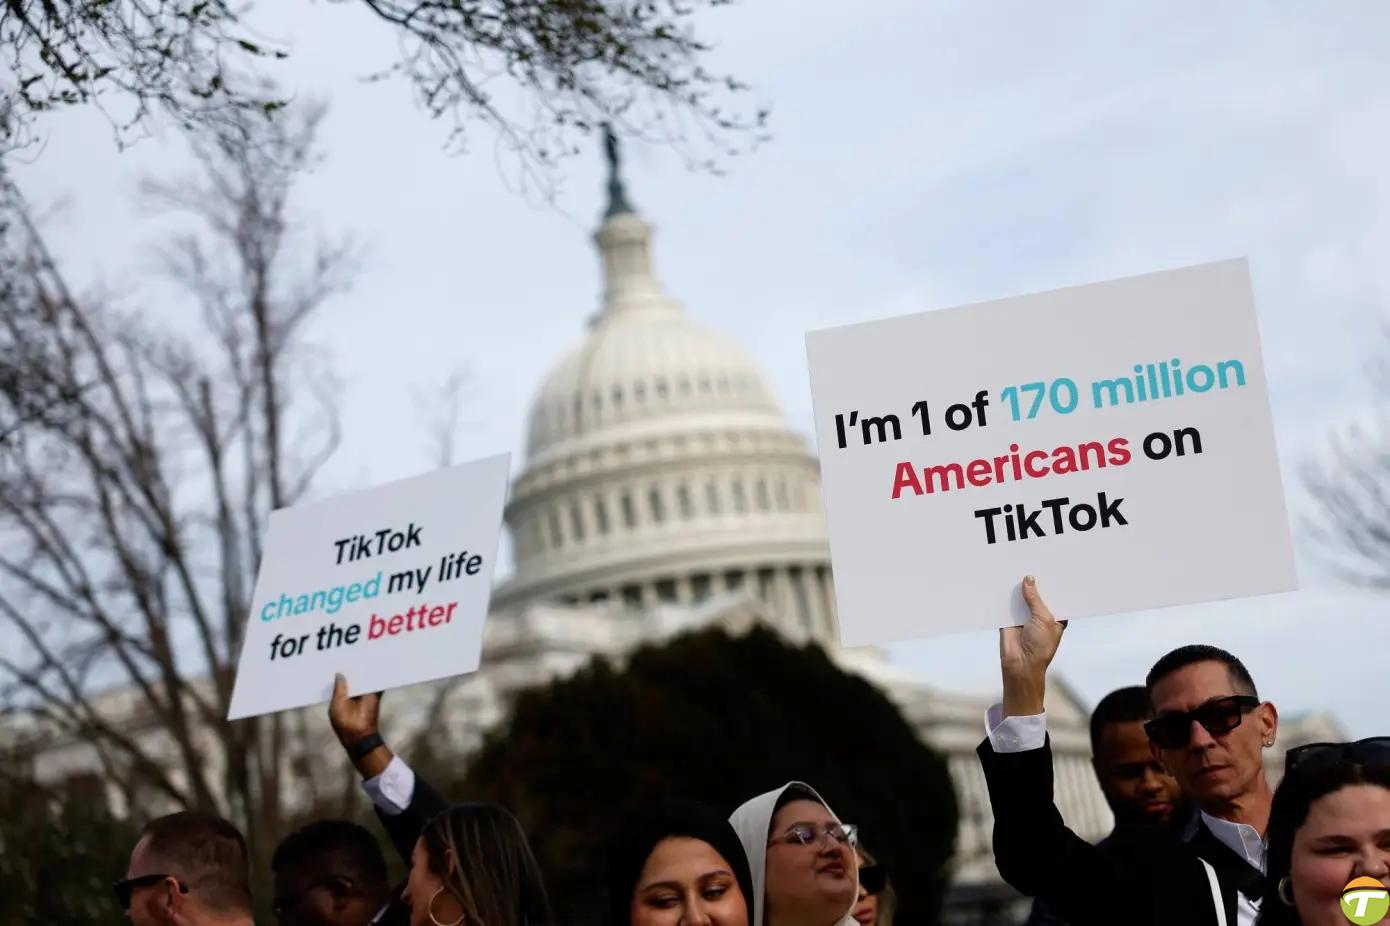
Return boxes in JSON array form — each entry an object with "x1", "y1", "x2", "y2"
[{"x1": 13, "y1": 2, "x2": 1388, "y2": 737}]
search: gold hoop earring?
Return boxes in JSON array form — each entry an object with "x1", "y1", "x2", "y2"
[
  {"x1": 1277, "y1": 876, "x2": 1295, "y2": 907},
  {"x1": 429, "y1": 887, "x2": 464, "y2": 926}
]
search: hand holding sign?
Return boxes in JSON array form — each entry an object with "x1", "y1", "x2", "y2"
[
  {"x1": 328, "y1": 673, "x2": 381, "y2": 747},
  {"x1": 999, "y1": 576, "x2": 1067, "y2": 719},
  {"x1": 328, "y1": 673, "x2": 393, "y2": 778}
]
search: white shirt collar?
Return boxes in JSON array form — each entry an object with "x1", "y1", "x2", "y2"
[{"x1": 1184, "y1": 810, "x2": 1266, "y2": 872}]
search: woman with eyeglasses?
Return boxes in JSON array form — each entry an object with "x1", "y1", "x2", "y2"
[
  {"x1": 850, "y1": 847, "x2": 894, "y2": 926},
  {"x1": 1257, "y1": 739, "x2": 1390, "y2": 926},
  {"x1": 609, "y1": 799, "x2": 756, "y2": 926},
  {"x1": 399, "y1": 804, "x2": 552, "y2": 926},
  {"x1": 729, "y1": 783, "x2": 859, "y2": 926}
]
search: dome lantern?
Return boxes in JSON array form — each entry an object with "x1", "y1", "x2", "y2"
[{"x1": 592, "y1": 127, "x2": 671, "y2": 324}]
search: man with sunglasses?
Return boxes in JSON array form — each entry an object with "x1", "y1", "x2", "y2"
[
  {"x1": 1144, "y1": 640, "x2": 1278, "y2": 926},
  {"x1": 976, "y1": 576, "x2": 1279, "y2": 926},
  {"x1": 118, "y1": 811, "x2": 254, "y2": 925}
]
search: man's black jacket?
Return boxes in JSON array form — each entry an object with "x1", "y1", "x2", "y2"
[{"x1": 977, "y1": 736, "x2": 1259, "y2": 926}]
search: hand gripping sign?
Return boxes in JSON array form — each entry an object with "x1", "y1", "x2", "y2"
[{"x1": 805, "y1": 259, "x2": 1296, "y2": 645}]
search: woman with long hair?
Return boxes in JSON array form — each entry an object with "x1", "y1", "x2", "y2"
[
  {"x1": 401, "y1": 804, "x2": 552, "y2": 926},
  {"x1": 609, "y1": 799, "x2": 755, "y2": 926},
  {"x1": 1258, "y1": 738, "x2": 1390, "y2": 926},
  {"x1": 729, "y1": 783, "x2": 859, "y2": 926}
]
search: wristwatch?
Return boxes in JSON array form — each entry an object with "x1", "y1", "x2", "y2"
[{"x1": 346, "y1": 732, "x2": 385, "y2": 761}]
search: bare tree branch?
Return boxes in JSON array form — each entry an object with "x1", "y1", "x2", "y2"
[
  {"x1": 1302, "y1": 327, "x2": 1390, "y2": 589},
  {"x1": 412, "y1": 366, "x2": 477, "y2": 468},
  {"x1": 1, "y1": 1, "x2": 766, "y2": 188},
  {"x1": 0, "y1": 99, "x2": 356, "y2": 860}
]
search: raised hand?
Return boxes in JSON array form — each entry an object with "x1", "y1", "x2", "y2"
[
  {"x1": 328, "y1": 672, "x2": 381, "y2": 748},
  {"x1": 998, "y1": 575, "x2": 1067, "y2": 717}
]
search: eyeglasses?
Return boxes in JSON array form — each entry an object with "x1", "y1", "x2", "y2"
[
  {"x1": 1285, "y1": 737, "x2": 1390, "y2": 777},
  {"x1": 769, "y1": 822, "x2": 858, "y2": 848},
  {"x1": 1143, "y1": 695, "x2": 1261, "y2": 750},
  {"x1": 859, "y1": 864, "x2": 888, "y2": 895},
  {"x1": 113, "y1": 874, "x2": 188, "y2": 910}
]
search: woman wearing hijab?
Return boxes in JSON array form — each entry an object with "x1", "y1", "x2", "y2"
[
  {"x1": 608, "y1": 800, "x2": 756, "y2": 926},
  {"x1": 729, "y1": 783, "x2": 860, "y2": 926}
]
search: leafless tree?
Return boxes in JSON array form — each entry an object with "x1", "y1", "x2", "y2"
[
  {"x1": 411, "y1": 367, "x2": 477, "y2": 468},
  {"x1": 1, "y1": 0, "x2": 768, "y2": 188},
  {"x1": 1302, "y1": 336, "x2": 1390, "y2": 589},
  {"x1": 0, "y1": 100, "x2": 356, "y2": 858}
]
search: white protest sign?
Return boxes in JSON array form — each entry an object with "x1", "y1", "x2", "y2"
[
  {"x1": 806, "y1": 259, "x2": 1296, "y2": 645},
  {"x1": 227, "y1": 453, "x2": 510, "y2": 720}
]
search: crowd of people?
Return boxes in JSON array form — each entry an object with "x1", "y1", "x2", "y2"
[
  {"x1": 112, "y1": 577, "x2": 1386, "y2": 926},
  {"x1": 987, "y1": 577, "x2": 1388, "y2": 926}
]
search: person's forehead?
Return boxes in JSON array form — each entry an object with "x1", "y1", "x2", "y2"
[
  {"x1": 274, "y1": 857, "x2": 326, "y2": 894},
  {"x1": 773, "y1": 798, "x2": 834, "y2": 827},
  {"x1": 1151, "y1": 661, "x2": 1239, "y2": 711},
  {"x1": 1302, "y1": 785, "x2": 1390, "y2": 834},
  {"x1": 641, "y1": 836, "x2": 731, "y2": 883},
  {"x1": 1097, "y1": 719, "x2": 1153, "y2": 758}
]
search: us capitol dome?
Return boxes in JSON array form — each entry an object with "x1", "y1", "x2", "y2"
[
  {"x1": 431, "y1": 138, "x2": 1128, "y2": 917},
  {"x1": 493, "y1": 149, "x2": 836, "y2": 639}
]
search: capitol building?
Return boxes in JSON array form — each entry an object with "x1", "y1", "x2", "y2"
[
  {"x1": 13, "y1": 145, "x2": 1343, "y2": 924},
  {"x1": 391, "y1": 150, "x2": 1342, "y2": 920}
]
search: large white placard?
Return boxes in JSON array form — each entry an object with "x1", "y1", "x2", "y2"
[
  {"x1": 227, "y1": 453, "x2": 509, "y2": 720},
  {"x1": 806, "y1": 259, "x2": 1296, "y2": 645}
]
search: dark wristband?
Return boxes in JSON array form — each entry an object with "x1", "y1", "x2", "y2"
[{"x1": 346, "y1": 732, "x2": 385, "y2": 761}]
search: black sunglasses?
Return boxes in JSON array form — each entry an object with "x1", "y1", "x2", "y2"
[
  {"x1": 859, "y1": 864, "x2": 888, "y2": 895},
  {"x1": 1143, "y1": 695, "x2": 1261, "y2": 750},
  {"x1": 1285, "y1": 737, "x2": 1390, "y2": 777},
  {"x1": 113, "y1": 873, "x2": 188, "y2": 909}
]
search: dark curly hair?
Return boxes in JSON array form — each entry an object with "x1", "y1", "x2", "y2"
[{"x1": 271, "y1": 819, "x2": 388, "y2": 889}]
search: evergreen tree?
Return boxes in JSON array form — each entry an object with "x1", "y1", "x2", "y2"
[{"x1": 458, "y1": 626, "x2": 959, "y2": 924}]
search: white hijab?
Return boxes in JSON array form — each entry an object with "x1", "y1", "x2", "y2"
[{"x1": 728, "y1": 782, "x2": 858, "y2": 926}]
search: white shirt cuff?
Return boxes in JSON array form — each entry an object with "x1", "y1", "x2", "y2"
[
  {"x1": 984, "y1": 703, "x2": 1048, "y2": 753},
  {"x1": 362, "y1": 755, "x2": 415, "y2": 816}
]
